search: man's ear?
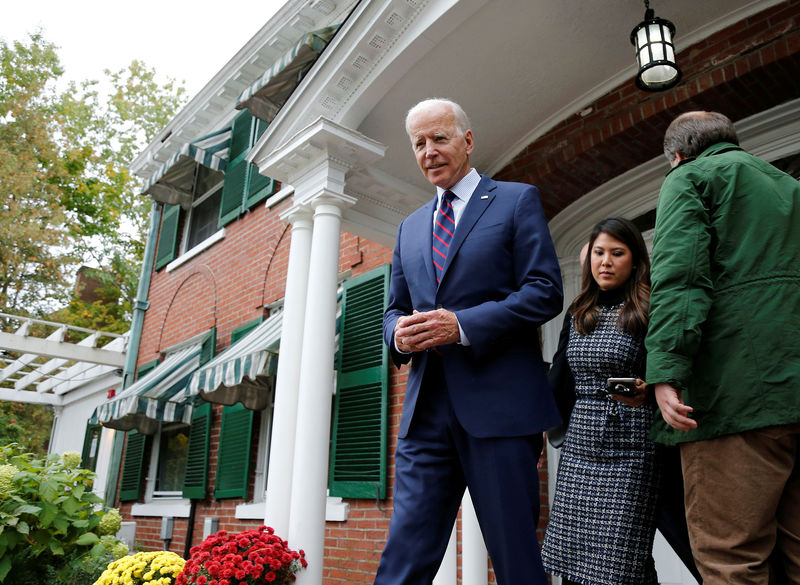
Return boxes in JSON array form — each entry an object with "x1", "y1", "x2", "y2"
[{"x1": 670, "y1": 152, "x2": 685, "y2": 168}]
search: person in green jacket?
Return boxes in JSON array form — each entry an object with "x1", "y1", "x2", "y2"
[{"x1": 646, "y1": 110, "x2": 800, "y2": 585}]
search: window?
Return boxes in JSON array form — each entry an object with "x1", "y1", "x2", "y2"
[
  {"x1": 153, "y1": 424, "x2": 190, "y2": 495},
  {"x1": 118, "y1": 332, "x2": 216, "y2": 504},
  {"x1": 185, "y1": 185, "x2": 223, "y2": 250},
  {"x1": 81, "y1": 424, "x2": 102, "y2": 472}
]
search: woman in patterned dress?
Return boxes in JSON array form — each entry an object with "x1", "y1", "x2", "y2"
[{"x1": 542, "y1": 217, "x2": 659, "y2": 585}]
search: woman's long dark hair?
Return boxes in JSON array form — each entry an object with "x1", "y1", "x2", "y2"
[{"x1": 570, "y1": 217, "x2": 651, "y2": 338}]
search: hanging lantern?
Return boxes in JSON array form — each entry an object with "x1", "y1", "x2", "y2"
[{"x1": 630, "y1": 0, "x2": 682, "y2": 91}]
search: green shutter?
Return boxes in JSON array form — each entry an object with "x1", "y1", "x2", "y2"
[
  {"x1": 200, "y1": 328, "x2": 217, "y2": 365},
  {"x1": 214, "y1": 403, "x2": 255, "y2": 499},
  {"x1": 218, "y1": 159, "x2": 248, "y2": 226},
  {"x1": 329, "y1": 265, "x2": 391, "y2": 499},
  {"x1": 155, "y1": 204, "x2": 181, "y2": 270},
  {"x1": 245, "y1": 118, "x2": 275, "y2": 208},
  {"x1": 245, "y1": 166, "x2": 275, "y2": 209},
  {"x1": 231, "y1": 317, "x2": 263, "y2": 345},
  {"x1": 119, "y1": 431, "x2": 147, "y2": 502},
  {"x1": 182, "y1": 402, "x2": 212, "y2": 499},
  {"x1": 219, "y1": 111, "x2": 276, "y2": 224},
  {"x1": 228, "y1": 110, "x2": 253, "y2": 160},
  {"x1": 136, "y1": 359, "x2": 159, "y2": 380},
  {"x1": 218, "y1": 111, "x2": 253, "y2": 227}
]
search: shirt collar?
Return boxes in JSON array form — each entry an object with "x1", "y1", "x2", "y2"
[{"x1": 436, "y1": 168, "x2": 481, "y2": 204}]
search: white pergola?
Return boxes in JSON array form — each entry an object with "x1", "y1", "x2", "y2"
[{"x1": 0, "y1": 312, "x2": 127, "y2": 406}]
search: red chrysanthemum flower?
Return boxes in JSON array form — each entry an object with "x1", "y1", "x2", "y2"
[{"x1": 176, "y1": 526, "x2": 306, "y2": 585}]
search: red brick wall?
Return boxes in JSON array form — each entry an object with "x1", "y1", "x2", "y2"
[{"x1": 118, "y1": 196, "x2": 398, "y2": 564}]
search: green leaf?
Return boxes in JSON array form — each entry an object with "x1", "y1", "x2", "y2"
[
  {"x1": 83, "y1": 493, "x2": 103, "y2": 505},
  {"x1": 52, "y1": 516, "x2": 69, "y2": 533},
  {"x1": 15, "y1": 521, "x2": 29, "y2": 535},
  {"x1": 72, "y1": 484, "x2": 85, "y2": 500},
  {"x1": 49, "y1": 539, "x2": 65, "y2": 555},
  {"x1": 0, "y1": 554, "x2": 12, "y2": 581},
  {"x1": 39, "y1": 502, "x2": 58, "y2": 527},
  {"x1": 75, "y1": 532, "x2": 99, "y2": 546},
  {"x1": 13, "y1": 504, "x2": 41, "y2": 516},
  {"x1": 61, "y1": 496, "x2": 80, "y2": 516},
  {"x1": 39, "y1": 479, "x2": 59, "y2": 501},
  {"x1": 90, "y1": 542, "x2": 106, "y2": 558},
  {"x1": 72, "y1": 519, "x2": 89, "y2": 528}
]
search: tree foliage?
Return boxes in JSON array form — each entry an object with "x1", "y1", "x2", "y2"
[
  {"x1": 0, "y1": 31, "x2": 187, "y2": 320},
  {"x1": 0, "y1": 32, "x2": 187, "y2": 456}
]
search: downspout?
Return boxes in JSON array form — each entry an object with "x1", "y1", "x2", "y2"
[
  {"x1": 103, "y1": 200, "x2": 162, "y2": 508},
  {"x1": 123, "y1": 200, "x2": 162, "y2": 388}
]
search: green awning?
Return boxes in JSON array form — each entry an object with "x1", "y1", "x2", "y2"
[
  {"x1": 179, "y1": 311, "x2": 281, "y2": 410},
  {"x1": 236, "y1": 24, "x2": 341, "y2": 122},
  {"x1": 92, "y1": 332, "x2": 212, "y2": 434},
  {"x1": 142, "y1": 127, "x2": 232, "y2": 206}
]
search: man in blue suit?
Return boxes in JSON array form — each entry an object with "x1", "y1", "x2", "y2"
[{"x1": 374, "y1": 99, "x2": 563, "y2": 585}]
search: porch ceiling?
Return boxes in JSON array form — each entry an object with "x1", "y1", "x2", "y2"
[
  {"x1": 355, "y1": 0, "x2": 782, "y2": 196},
  {"x1": 251, "y1": 0, "x2": 785, "y2": 245}
]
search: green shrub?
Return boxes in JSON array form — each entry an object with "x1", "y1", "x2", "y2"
[{"x1": 0, "y1": 444, "x2": 128, "y2": 584}]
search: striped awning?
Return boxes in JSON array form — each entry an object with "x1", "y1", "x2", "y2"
[
  {"x1": 179, "y1": 311, "x2": 281, "y2": 411},
  {"x1": 92, "y1": 334, "x2": 210, "y2": 434},
  {"x1": 142, "y1": 127, "x2": 232, "y2": 204},
  {"x1": 237, "y1": 24, "x2": 341, "y2": 122}
]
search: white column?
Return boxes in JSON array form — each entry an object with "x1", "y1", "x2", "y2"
[
  {"x1": 264, "y1": 205, "x2": 313, "y2": 537},
  {"x1": 462, "y1": 490, "x2": 488, "y2": 585},
  {"x1": 289, "y1": 191, "x2": 355, "y2": 585},
  {"x1": 249, "y1": 118, "x2": 386, "y2": 585},
  {"x1": 433, "y1": 524, "x2": 458, "y2": 585}
]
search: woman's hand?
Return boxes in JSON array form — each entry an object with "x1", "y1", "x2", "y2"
[{"x1": 610, "y1": 378, "x2": 649, "y2": 407}]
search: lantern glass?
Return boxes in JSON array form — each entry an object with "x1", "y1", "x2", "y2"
[{"x1": 631, "y1": 8, "x2": 682, "y2": 91}]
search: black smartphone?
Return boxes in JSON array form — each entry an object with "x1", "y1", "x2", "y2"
[{"x1": 606, "y1": 377, "x2": 638, "y2": 397}]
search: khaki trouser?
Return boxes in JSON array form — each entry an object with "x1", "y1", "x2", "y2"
[{"x1": 680, "y1": 423, "x2": 800, "y2": 585}]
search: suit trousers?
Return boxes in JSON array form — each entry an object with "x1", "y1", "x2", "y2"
[
  {"x1": 680, "y1": 423, "x2": 800, "y2": 585},
  {"x1": 374, "y1": 355, "x2": 547, "y2": 585}
]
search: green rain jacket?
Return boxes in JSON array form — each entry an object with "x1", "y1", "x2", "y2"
[{"x1": 646, "y1": 142, "x2": 800, "y2": 445}]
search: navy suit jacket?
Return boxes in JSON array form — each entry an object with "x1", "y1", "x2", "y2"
[{"x1": 383, "y1": 175, "x2": 564, "y2": 438}]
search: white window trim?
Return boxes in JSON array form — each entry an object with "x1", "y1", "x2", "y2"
[
  {"x1": 142, "y1": 421, "x2": 191, "y2": 505},
  {"x1": 166, "y1": 228, "x2": 225, "y2": 272},
  {"x1": 251, "y1": 406, "x2": 272, "y2": 503},
  {"x1": 166, "y1": 179, "x2": 225, "y2": 272},
  {"x1": 131, "y1": 499, "x2": 191, "y2": 518}
]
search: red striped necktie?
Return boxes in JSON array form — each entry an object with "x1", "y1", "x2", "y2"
[{"x1": 432, "y1": 190, "x2": 456, "y2": 283}]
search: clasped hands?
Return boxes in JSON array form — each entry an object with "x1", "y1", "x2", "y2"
[{"x1": 394, "y1": 309, "x2": 460, "y2": 353}]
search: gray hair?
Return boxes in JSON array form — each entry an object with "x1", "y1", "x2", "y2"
[
  {"x1": 663, "y1": 111, "x2": 739, "y2": 162},
  {"x1": 405, "y1": 98, "x2": 472, "y2": 138}
]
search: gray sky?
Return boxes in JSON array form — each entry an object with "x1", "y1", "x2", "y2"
[{"x1": 3, "y1": 1, "x2": 286, "y2": 99}]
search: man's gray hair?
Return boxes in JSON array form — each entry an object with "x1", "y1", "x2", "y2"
[
  {"x1": 663, "y1": 111, "x2": 739, "y2": 162},
  {"x1": 405, "y1": 98, "x2": 472, "y2": 138}
]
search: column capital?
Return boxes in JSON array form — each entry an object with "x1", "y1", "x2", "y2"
[
  {"x1": 279, "y1": 202, "x2": 313, "y2": 226},
  {"x1": 303, "y1": 189, "x2": 358, "y2": 213},
  {"x1": 249, "y1": 117, "x2": 386, "y2": 187}
]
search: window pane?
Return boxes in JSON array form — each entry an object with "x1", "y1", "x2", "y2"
[
  {"x1": 187, "y1": 188, "x2": 222, "y2": 249},
  {"x1": 156, "y1": 426, "x2": 189, "y2": 492}
]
